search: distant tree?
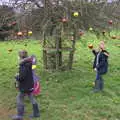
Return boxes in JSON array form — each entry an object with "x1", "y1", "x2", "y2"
[
  {"x1": 9, "y1": 0, "x2": 119, "y2": 34},
  {"x1": 0, "y1": 5, "x2": 17, "y2": 40}
]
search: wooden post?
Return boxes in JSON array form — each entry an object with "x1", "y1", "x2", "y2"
[
  {"x1": 68, "y1": 24, "x2": 76, "y2": 70},
  {"x1": 56, "y1": 25, "x2": 62, "y2": 70},
  {"x1": 58, "y1": 35, "x2": 62, "y2": 67},
  {"x1": 43, "y1": 32, "x2": 47, "y2": 69}
]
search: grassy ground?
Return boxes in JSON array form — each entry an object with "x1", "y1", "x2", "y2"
[{"x1": 0, "y1": 31, "x2": 120, "y2": 120}]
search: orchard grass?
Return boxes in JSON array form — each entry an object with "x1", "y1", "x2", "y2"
[{"x1": 0, "y1": 31, "x2": 120, "y2": 120}]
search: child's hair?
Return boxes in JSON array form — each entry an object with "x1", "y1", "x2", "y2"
[
  {"x1": 19, "y1": 50, "x2": 28, "y2": 59},
  {"x1": 99, "y1": 41, "x2": 105, "y2": 50},
  {"x1": 100, "y1": 41, "x2": 105, "y2": 44}
]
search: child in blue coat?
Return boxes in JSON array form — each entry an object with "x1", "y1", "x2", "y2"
[{"x1": 91, "y1": 41, "x2": 109, "y2": 92}]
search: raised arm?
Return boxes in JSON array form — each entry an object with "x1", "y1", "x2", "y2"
[
  {"x1": 103, "y1": 51, "x2": 109, "y2": 57},
  {"x1": 92, "y1": 49, "x2": 98, "y2": 56},
  {"x1": 19, "y1": 57, "x2": 32, "y2": 64}
]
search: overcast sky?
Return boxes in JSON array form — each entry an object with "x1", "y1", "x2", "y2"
[{"x1": 0, "y1": 0, "x2": 115, "y2": 5}]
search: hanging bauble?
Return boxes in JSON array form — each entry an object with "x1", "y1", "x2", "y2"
[
  {"x1": 79, "y1": 31, "x2": 84, "y2": 36},
  {"x1": 28, "y1": 31, "x2": 33, "y2": 35},
  {"x1": 62, "y1": 18, "x2": 68, "y2": 23},
  {"x1": 108, "y1": 20, "x2": 113, "y2": 25},
  {"x1": 88, "y1": 44, "x2": 93, "y2": 49},
  {"x1": 89, "y1": 27, "x2": 93, "y2": 31},
  {"x1": 73, "y1": 12, "x2": 79, "y2": 17},
  {"x1": 17, "y1": 32, "x2": 23, "y2": 36}
]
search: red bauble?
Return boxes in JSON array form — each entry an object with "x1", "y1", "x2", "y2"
[
  {"x1": 62, "y1": 18, "x2": 68, "y2": 23},
  {"x1": 108, "y1": 20, "x2": 113, "y2": 25},
  {"x1": 79, "y1": 31, "x2": 84, "y2": 36},
  {"x1": 13, "y1": 22, "x2": 16, "y2": 25}
]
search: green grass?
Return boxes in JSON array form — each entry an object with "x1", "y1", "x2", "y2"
[{"x1": 0, "y1": 32, "x2": 120, "y2": 120}]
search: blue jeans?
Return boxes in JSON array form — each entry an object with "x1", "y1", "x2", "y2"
[
  {"x1": 17, "y1": 92, "x2": 37, "y2": 106},
  {"x1": 94, "y1": 72, "x2": 104, "y2": 91},
  {"x1": 14, "y1": 92, "x2": 38, "y2": 118}
]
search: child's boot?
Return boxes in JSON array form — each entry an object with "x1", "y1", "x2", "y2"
[
  {"x1": 100, "y1": 79, "x2": 104, "y2": 91},
  {"x1": 30, "y1": 103, "x2": 40, "y2": 118},
  {"x1": 12, "y1": 105, "x2": 24, "y2": 120},
  {"x1": 93, "y1": 80, "x2": 100, "y2": 92}
]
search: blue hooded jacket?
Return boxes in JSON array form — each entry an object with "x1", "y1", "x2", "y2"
[{"x1": 92, "y1": 49, "x2": 109, "y2": 75}]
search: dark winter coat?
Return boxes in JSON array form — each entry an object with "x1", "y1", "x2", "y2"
[
  {"x1": 17, "y1": 59, "x2": 34, "y2": 93},
  {"x1": 92, "y1": 49, "x2": 109, "y2": 75}
]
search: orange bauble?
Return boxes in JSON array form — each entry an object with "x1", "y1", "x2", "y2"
[
  {"x1": 8, "y1": 49, "x2": 13, "y2": 52},
  {"x1": 102, "y1": 30, "x2": 106, "y2": 34},
  {"x1": 111, "y1": 35, "x2": 116, "y2": 39},
  {"x1": 17, "y1": 32, "x2": 23, "y2": 36},
  {"x1": 88, "y1": 44, "x2": 93, "y2": 49},
  {"x1": 79, "y1": 31, "x2": 84, "y2": 36}
]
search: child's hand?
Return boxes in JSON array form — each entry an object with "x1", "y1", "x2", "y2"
[
  {"x1": 15, "y1": 73, "x2": 19, "y2": 76},
  {"x1": 15, "y1": 73, "x2": 19, "y2": 81},
  {"x1": 15, "y1": 81, "x2": 19, "y2": 88},
  {"x1": 94, "y1": 68, "x2": 97, "y2": 71},
  {"x1": 104, "y1": 52, "x2": 109, "y2": 57}
]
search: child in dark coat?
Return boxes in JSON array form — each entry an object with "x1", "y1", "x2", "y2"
[
  {"x1": 18, "y1": 54, "x2": 41, "y2": 96},
  {"x1": 12, "y1": 50, "x2": 40, "y2": 120},
  {"x1": 91, "y1": 41, "x2": 109, "y2": 92}
]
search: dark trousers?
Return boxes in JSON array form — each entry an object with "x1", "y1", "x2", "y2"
[
  {"x1": 16, "y1": 92, "x2": 37, "y2": 117},
  {"x1": 17, "y1": 92, "x2": 37, "y2": 106},
  {"x1": 12, "y1": 92, "x2": 40, "y2": 119},
  {"x1": 94, "y1": 71, "x2": 104, "y2": 91}
]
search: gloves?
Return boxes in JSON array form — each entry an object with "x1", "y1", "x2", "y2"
[
  {"x1": 15, "y1": 74, "x2": 19, "y2": 89},
  {"x1": 15, "y1": 73, "x2": 19, "y2": 81},
  {"x1": 15, "y1": 81, "x2": 19, "y2": 88}
]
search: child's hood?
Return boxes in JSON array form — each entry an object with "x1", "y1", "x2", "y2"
[{"x1": 31, "y1": 55, "x2": 37, "y2": 65}]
